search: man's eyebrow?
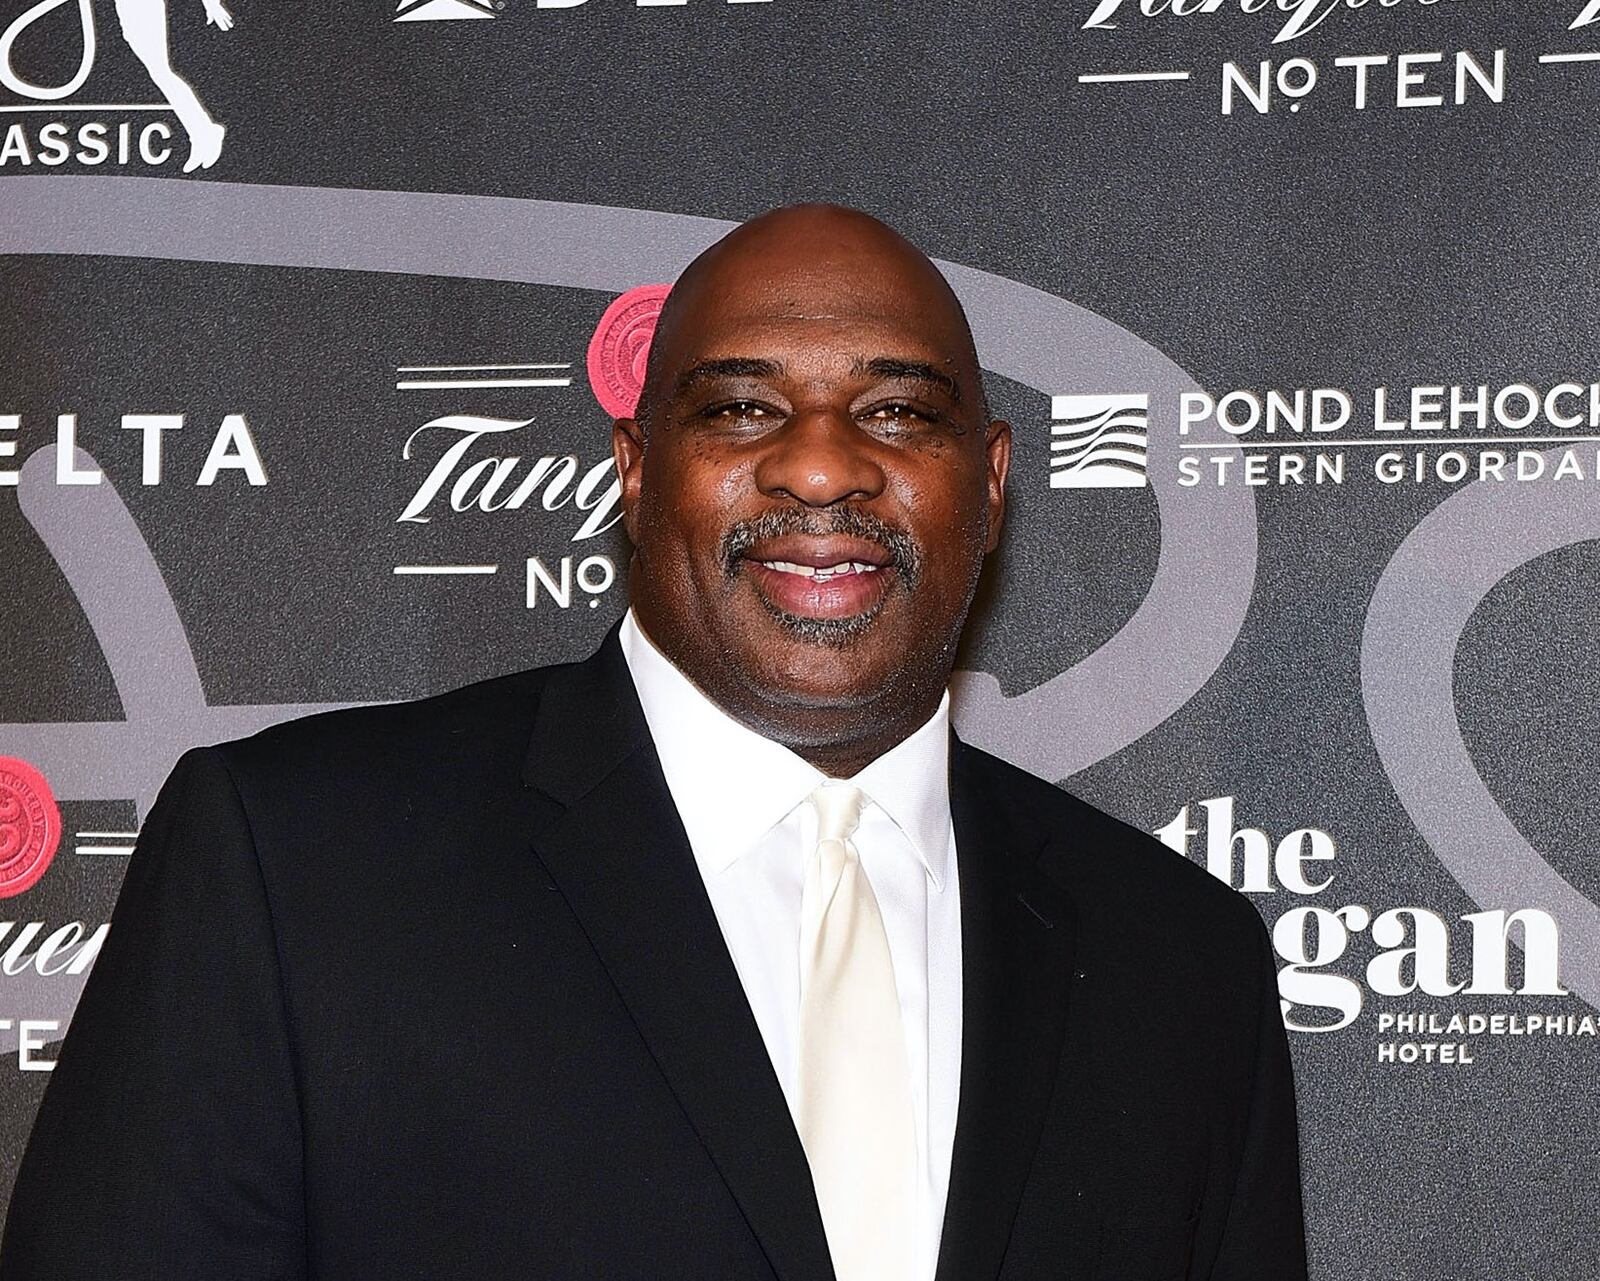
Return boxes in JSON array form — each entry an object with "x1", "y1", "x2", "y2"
[
  {"x1": 855, "y1": 356, "x2": 963, "y2": 404},
  {"x1": 672, "y1": 357, "x2": 785, "y2": 397}
]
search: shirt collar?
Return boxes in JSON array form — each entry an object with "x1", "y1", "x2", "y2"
[{"x1": 618, "y1": 609, "x2": 952, "y2": 889}]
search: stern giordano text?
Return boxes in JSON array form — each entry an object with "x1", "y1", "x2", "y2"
[{"x1": 1176, "y1": 383, "x2": 1600, "y2": 488}]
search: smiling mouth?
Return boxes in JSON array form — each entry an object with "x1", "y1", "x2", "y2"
[
  {"x1": 718, "y1": 509, "x2": 921, "y2": 636},
  {"x1": 753, "y1": 560, "x2": 884, "y2": 581},
  {"x1": 741, "y1": 553, "x2": 895, "y2": 623}
]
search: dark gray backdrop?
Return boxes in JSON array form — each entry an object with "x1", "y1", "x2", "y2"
[{"x1": 1, "y1": 1, "x2": 1597, "y2": 1277}]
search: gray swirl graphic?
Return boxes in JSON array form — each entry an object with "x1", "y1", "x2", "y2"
[
  {"x1": 1361, "y1": 446, "x2": 1600, "y2": 1009},
  {"x1": 0, "y1": 176, "x2": 1259, "y2": 781}
]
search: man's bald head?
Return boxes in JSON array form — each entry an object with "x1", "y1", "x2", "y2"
[{"x1": 634, "y1": 204, "x2": 988, "y2": 428}]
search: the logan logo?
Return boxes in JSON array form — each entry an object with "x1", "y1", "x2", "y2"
[
  {"x1": 1050, "y1": 393, "x2": 1149, "y2": 489},
  {"x1": 0, "y1": 0, "x2": 232, "y2": 171},
  {"x1": 395, "y1": 0, "x2": 496, "y2": 20}
]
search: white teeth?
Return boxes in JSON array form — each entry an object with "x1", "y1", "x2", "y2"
[{"x1": 758, "y1": 559, "x2": 881, "y2": 579}]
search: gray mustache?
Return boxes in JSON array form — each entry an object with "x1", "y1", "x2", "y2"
[{"x1": 720, "y1": 507, "x2": 923, "y2": 591}]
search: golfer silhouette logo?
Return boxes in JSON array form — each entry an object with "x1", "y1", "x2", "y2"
[{"x1": 0, "y1": 0, "x2": 233, "y2": 172}]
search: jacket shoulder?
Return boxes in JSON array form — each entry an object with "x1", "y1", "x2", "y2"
[
  {"x1": 957, "y1": 739, "x2": 1267, "y2": 945},
  {"x1": 205, "y1": 662, "x2": 563, "y2": 799}
]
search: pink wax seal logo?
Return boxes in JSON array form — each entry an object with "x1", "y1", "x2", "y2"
[
  {"x1": 587, "y1": 283, "x2": 672, "y2": 419},
  {"x1": 0, "y1": 756, "x2": 62, "y2": 899}
]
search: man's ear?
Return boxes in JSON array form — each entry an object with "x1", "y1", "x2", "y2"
[
  {"x1": 983, "y1": 418, "x2": 1011, "y2": 553},
  {"x1": 612, "y1": 416, "x2": 646, "y2": 543}
]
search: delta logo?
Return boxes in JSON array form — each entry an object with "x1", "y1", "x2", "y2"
[{"x1": 395, "y1": 0, "x2": 497, "y2": 20}]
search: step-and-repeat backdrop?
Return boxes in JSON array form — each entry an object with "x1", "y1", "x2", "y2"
[{"x1": 1, "y1": 2, "x2": 1597, "y2": 1276}]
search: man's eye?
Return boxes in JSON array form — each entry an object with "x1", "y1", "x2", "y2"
[
  {"x1": 863, "y1": 403, "x2": 932, "y2": 423},
  {"x1": 707, "y1": 400, "x2": 772, "y2": 420}
]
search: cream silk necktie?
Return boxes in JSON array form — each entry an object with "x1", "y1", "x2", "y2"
[{"x1": 796, "y1": 783, "x2": 918, "y2": 1281}]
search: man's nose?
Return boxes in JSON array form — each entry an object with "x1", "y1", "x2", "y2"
[{"x1": 752, "y1": 408, "x2": 887, "y2": 506}]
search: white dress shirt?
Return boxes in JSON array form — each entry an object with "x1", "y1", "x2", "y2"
[{"x1": 619, "y1": 610, "x2": 963, "y2": 1281}]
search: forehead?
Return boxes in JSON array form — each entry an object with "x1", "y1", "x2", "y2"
[{"x1": 660, "y1": 242, "x2": 976, "y2": 377}]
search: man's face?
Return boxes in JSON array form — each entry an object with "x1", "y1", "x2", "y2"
[{"x1": 614, "y1": 212, "x2": 1010, "y2": 751}]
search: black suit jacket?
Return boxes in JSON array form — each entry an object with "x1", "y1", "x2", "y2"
[{"x1": 2, "y1": 632, "x2": 1306, "y2": 1280}]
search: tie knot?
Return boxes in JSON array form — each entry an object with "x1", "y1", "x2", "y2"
[{"x1": 810, "y1": 783, "x2": 865, "y2": 844}]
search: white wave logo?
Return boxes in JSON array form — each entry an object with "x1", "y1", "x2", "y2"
[{"x1": 1050, "y1": 393, "x2": 1149, "y2": 489}]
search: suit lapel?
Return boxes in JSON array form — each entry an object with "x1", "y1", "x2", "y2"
[
  {"x1": 935, "y1": 738, "x2": 1093, "y2": 1281},
  {"x1": 521, "y1": 633, "x2": 836, "y2": 1281}
]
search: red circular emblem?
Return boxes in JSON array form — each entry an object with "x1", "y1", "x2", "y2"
[
  {"x1": 0, "y1": 757, "x2": 62, "y2": 899},
  {"x1": 587, "y1": 283, "x2": 672, "y2": 419}
]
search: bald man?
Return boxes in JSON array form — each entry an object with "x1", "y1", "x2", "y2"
[{"x1": 2, "y1": 205, "x2": 1307, "y2": 1281}]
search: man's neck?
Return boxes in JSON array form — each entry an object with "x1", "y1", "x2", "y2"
[
  {"x1": 785, "y1": 714, "x2": 941, "y2": 780},
  {"x1": 622, "y1": 608, "x2": 949, "y2": 780}
]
